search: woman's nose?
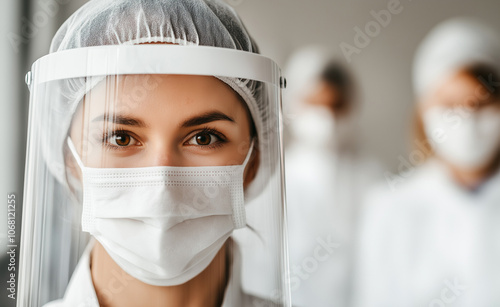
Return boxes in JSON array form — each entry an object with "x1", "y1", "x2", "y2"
[{"x1": 148, "y1": 143, "x2": 180, "y2": 167}]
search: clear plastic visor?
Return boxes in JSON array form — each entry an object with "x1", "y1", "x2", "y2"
[{"x1": 19, "y1": 45, "x2": 290, "y2": 307}]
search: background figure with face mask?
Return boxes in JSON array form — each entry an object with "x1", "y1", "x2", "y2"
[
  {"x1": 353, "y1": 18, "x2": 500, "y2": 307},
  {"x1": 284, "y1": 46, "x2": 382, "y2": 307}
]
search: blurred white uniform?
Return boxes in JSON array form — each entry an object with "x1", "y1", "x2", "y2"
[
  {"x1": 287, "y1": 143, "x2": 380, "y2": 307},
  {"x1": 354, "y1": 18, "x2": 500, "y2": 307},
  {"x1": 354, "y1": 161, "x2": 500, "y2": 307},
  {"x1": 284, "y1": 47, "x2": 381, "y2": 307}
]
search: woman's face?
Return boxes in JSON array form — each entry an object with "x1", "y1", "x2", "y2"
[
  {"x1": 304, "y1": 80, "x2": 345, "y2": 117},
  {"x1": 421, "y1": 70, "x2": 500, "y2": 111},
  {"x1": 69, "y1": 74, "x2": 256, "y2": 182},
  {"x1": 417, "y1": 69, "x2": 500, "y2": 172}
]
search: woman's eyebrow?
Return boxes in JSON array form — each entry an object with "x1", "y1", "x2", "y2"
[
  {"x1": 91, "y1": 114, "x2": 147, "y2": 127},
  {"x1": 181, "y1": 111, "x2": 235, "y2": 127}
]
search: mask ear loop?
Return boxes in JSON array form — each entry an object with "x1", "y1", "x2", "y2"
[
  {"x1": 240, "y1": 138, "x2": 266, "y2": 245},
  {"x1": 68, "y1": 136, "x2": 102, "y2": 233},
  {"x1": 241, "y1": 138, "x2": 256, "y2": 167},
  {"x1": 67, "y1": 137, "x2": 96, "y2": 233},
  {"x1": 66, "y1": 137, "x2": 85, "y2": 170},
  {"x1": 232, "y1": 139, "x2": 256, "y2": 230}
]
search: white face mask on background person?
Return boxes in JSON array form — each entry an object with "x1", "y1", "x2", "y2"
[
  {"x1": 423, "y1": 106, "x2": 500, "y2": 169},
  {"x1": 289, "y1": 106, "x2": 353, "y2": 150},
  {"x1": 67, "y1": 137, "x2": 253, "y2": 286}
]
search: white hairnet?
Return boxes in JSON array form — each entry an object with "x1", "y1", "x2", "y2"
[
  {"x1": 50, "y1": 0, "x2": 257, "y2": 52},
  {"x1": 413, "y1": 18, "x2": 500, "y2": 99},
  {"x1": 283, "y1": 46, "x2": 354, "y2": 116},
  {"x1": 283, "y1": 46, "x2": 331, "y2": 116},
  {"x1": 39, "y1": 0, "x2": 273, "y2": 198}
]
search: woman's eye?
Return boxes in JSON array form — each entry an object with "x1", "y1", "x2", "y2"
[
  {"x1": 188, "y1": 132, "x2": 220, "y2": 146},
  {"x1": 108, "y1": 132, "x2": 138, "y2": 147}
]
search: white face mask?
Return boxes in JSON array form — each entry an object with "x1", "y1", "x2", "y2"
[
  {"x1": 423, "y1": 107, "x2": 500, "y2": 169},
  {"x1": 289, "y1": 106, "x2": 353, "y2": 150},
  {"x1": 67, "y1": 138, "x2": 253, "y2": 286}
]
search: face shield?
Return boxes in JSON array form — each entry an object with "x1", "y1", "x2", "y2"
[{"x1": 19, "y1": 43, "x2": 289, "y2": 306}]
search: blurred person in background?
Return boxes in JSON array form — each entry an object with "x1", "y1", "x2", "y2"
[
  {"x1": 353, "y1": 18, "x2": 500, "y2": 307},
  {"x1": 284, "y1": 46, "x2": 382, "y2": 307}
]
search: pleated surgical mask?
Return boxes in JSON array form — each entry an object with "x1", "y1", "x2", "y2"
[
  {"x1": 67, "y1": 137, "x2": 253, "y2": 286},
  {"x1": 290, "y1": 106, "x2": 353, "y2": 150},
  {"x1": 423, "y1": 107, "x2": 500, "y2": 169}
]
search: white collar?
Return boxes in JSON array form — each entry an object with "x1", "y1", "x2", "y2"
[
  {"x1": 418, "y1": 160, "x2": 500, "y2": 192},
  {"x1": 47, "y1": 240, "x2": 251, "y2": 307}
]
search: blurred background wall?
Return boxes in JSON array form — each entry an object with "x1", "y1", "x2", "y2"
[{"x1": 1, "y1": 0, "x2": 500, "y2": 305}]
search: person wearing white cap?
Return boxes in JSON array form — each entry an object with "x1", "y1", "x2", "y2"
[
  {"x1": 17, "y1": 1, "x2": 292, "y2": 306},
  {"x1": 283, "y1": 46, "x2": 381, "y2": 307},
  {"x1": 353, "y1": 18, "x2": 500, "y2": 307}
]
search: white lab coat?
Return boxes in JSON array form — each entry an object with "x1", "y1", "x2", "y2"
[
  {"x1": 43, "y1": 240, "x2": 276, "y2": 307},
  {"x1": 353, "y1": 160, "x2": 500, "y2": 307},
  {"x1": 286, "y1": 143, "x2": 381, "y2": 307}
]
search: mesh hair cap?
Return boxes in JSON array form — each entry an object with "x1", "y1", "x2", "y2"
[{"x1": 413, "y1": 18, "x2": 500, "y2": 99}]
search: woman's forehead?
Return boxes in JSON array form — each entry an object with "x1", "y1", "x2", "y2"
[
  {"x1": 426, "y1": 70, "x2": 497, "y2": 107},
  {"x1": 76, "y1": 75, "x2": 250, "y2": 134},
  {"x1": 82, "y1": 74, "x2": 246, "y2": 120},
  {"x1": 91, "y1": 74, "x2": 238, "y2": 98}
]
